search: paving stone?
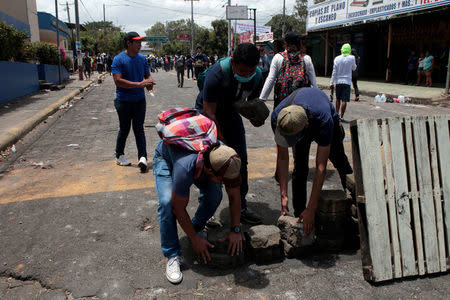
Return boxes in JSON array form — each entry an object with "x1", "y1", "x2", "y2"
[
  {"x1": 37, "y1": 289, "x2": 67, "y2": 300},
  {"x1": 277, "y1": 216, "x2": 314, "y2": 248},
  {"x1": 206, "y1": 228, "x2": 245, "y2": 269},
  {"x1": 3, "y1": 283, "x2": 39, "y2": 300},
  {"x1": 7, "y1": 278, "x2": 25, "y2": 289},
  {"x1": 318, "y1": 190, "x2": 348, "y2": 213},
  {"x1": 247, "y1": 225, "x2": 280, "y2": 249}
]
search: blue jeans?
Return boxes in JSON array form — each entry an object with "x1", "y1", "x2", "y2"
[
  {"x1": 153, "y1": 148, "x2": 223, "y2": 258},
  {"x1": 114, "y1": 98, "x2": 147, "y2": 160}
]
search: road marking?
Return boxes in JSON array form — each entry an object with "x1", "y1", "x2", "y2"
[{"x1": 0, "y1": 144, "x2": 351, "y2": 204}]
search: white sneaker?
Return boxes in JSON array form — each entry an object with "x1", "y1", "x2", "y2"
[
  {"x1": 166, "y1": 256, "x2": 182, "y2": 284},
  {"x1": 116, "y1": 155, "x2": 131, "y2": 166},
  {"x1": 138, "y1": 157, "x2": 147, "y2": 172}
]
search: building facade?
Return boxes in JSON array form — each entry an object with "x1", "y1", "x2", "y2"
[
  {"x1": 0, "y1": 0, "x2": 40, "y2": 42},
  {"x1": 306, "y1": 0, "x2": 450, "y2": 85}
]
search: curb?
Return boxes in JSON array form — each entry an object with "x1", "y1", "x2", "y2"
[
  {"x1": 317, "y1": 84, "x2": 449, "y2": 105},
  {"x1": 0, "y1": 74, "x2": 104, "y2": 152}
]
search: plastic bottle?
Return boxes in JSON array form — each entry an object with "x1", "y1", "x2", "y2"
[
  {"x1": 374, "y1": 94, "x2": 380, "y2": 103},
  {"x1": 398, "y1": 95, "x2": 405, "y2": 103},
  {"x1": 380, "y1": 93, "x2": 386, "y2": 103}
]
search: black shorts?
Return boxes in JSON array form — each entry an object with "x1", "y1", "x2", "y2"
[{"x1": 335, "y1": 84, "x2": 351, "y2": 102}]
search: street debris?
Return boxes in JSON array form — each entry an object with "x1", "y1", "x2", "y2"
[
  {"x1": 91, "y1": 117, "x2": 98, "y2": 120},
  {"x1": 59, "y1": 105, "x2": 67, "y2": 109},
  {"x1": 149, "y1": 92, "x2": 155, "y2": 97},
  {"x1": 138, "y1": 217, "x2": 154, "y2": 231},
  {"x1": 67, "y1": 144, "x2": 79, "y2": 147},
  {"x1": 31, "y1": 161, "x2": 53, "y2": 169},
  {"x1": 11, "y1": 145, "x2": 16, "y2": 153}
]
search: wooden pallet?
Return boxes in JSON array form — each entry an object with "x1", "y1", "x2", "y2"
[{"x1": 350, "y1": 115, "x2": 450, "y2": 282}]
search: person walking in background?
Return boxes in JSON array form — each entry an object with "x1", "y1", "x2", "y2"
[
  {"x1": 82, "y1": 51, "x2": 91, "y2": 80},
  {"x1": 174, "y1": 51, "x2": 185, "y2": 88},
  {"x1": 186, "y1": 54, "x2": 194, "y2": 79},
  {"x1": 258, "y1": 47, "x2": 270, "y2": 83},
  {"x1": 416, "y1": 52, "x2": 425, "y2": 86},
  {"x1": 96, "y1": 53, "x2": 104, "y2": 73},
  {"x1": 259, "y1": 32, "x2": 315, "y2": 109},
  {"x1": 351, "y1": 48, "x2": 360, "y2": 101},
  {"x1": 106, "y1": 54, "x2": 113, "y2": 76},
  {"x1": 423, "y1": 50, "x2": 434, "y2": 87},
  {"x1": 111, "y1": 32, "x2": 155, "y2": 172},
  {"x1": 405, "y1": 50, "x2": 418, "y2": 85},
  {"x1": 330, "y1": 43, "x2": 356, "y2": 121},
  {"x1": 193, "y1": 46, "x2": 207, "y2": 80}
]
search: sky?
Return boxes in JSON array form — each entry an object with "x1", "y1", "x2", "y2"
[{"x1": 36, "y1": 0, "x2": 298, "y2": 35}]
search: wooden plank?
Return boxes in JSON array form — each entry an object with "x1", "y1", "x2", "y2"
[
  {"x1": 427, "y1": 116, "x2": 446, "y2": 272},
  {"x1": 412, "y1": 117, "x2": 440, "y2": 273},
  {"x1": 357, "y1": 119, "x2": 393, "y2": 281},
  {"x1": 404, "y1": 117, "x2": 425, "y2": 275},
  {"x1": 351, "y1": 124, "x2": 372, "y2": 276},
  {"x1": 381, "y1": 119, "x2": 402, "y2": 278},
  {"x1": 387, "y1": 118, "x2": 417, "y2": 277},
  {"x1": 434, "y1": 115, "x2": 450, "y2": 265}
]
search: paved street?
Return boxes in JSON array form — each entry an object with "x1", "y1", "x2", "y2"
[{"x1": 0, "y1": 71, "x2": 449, "y2": 299}]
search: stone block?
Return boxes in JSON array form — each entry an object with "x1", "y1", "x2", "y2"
[
  {"x1": 206, "y1": 228, "x2": 246, "y2": 269},
  {"x1": 246, "y1": 225, "x2": 282, "y2": 264},
  {"x1": 247, "y1": 225, "x2": 280, "y2": 249},
  {"x1": 277, "y1": 216, "x2": 314, "y2": 248}
]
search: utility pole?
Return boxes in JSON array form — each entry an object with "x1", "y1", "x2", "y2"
[
  {"x1": 75, "y1": 0, "x2": 82, "y2": 80},
  {"x1": 228, "y1": 0, "x2": 232, "y2": 56},
  {"x1": 55, "y1": 0, "x2": 62, "y2": 85},
  {"x1": 282, "y1": 0, "x2": 286, "y2": 38},
  {"x1": 103, "y1": 3, "x2": 106, "y2": 34},
  {"x1": 249, "y1": 8, "x2": 256, "y2": 44},
  {"x1": 185, "y1": 0, "x2": 198, "y2": 55}
]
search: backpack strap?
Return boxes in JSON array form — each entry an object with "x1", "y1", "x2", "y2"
[
  {"x1": 285, "y1": 88, "x2": 302, "y2": 107},
  {"x1": 219, "y1": 57, "x2": 232, "y2": 88}
]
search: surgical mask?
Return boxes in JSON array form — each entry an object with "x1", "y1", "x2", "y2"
[{"x1": 234, "y1": 72, "x2": 256, "y2": 83}]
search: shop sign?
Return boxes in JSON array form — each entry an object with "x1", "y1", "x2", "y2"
[{"x1": 307, "y1": 0, "x2": 450, "y2": 31}]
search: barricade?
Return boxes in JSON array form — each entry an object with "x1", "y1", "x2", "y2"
[{"x1": 350, "y1": 115, "x2": 450, "y2": 282}]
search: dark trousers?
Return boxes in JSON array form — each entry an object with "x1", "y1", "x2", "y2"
[
  {"x1": 291, "y1": 120, "x2": 352, "y2": 217},
  {"x1": 217, "y1": 112, "x2": 248, "y2": 210},
  {"x1": 194, "y1": 66, "x2": 204, "y2": 80},
  {"x1": 352, "y1": 77, "x2": 359, "y2": 98},
  {"x1": 187, "y1": 66, "x2": 194, "y2": 78},
  {"x1": 114, "y1": 98, "x2": 147, "y2": 160},
  {"x1": 176, "y1": 68, "x2": 184, "y2": 87}
]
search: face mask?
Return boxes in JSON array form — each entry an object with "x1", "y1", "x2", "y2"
[{"x1": 234, "y1": 72, "x2": 256, "y2": 83}]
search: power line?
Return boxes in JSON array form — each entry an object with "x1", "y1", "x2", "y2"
[{"x1": 79, "y1": 0, "x2": 96, "y2": 22}]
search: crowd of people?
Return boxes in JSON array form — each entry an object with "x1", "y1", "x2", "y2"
[
  {"x1": 405, "y1": 50, "x2": 435, "y2": 87},
  {"x1": 76, "y1": 52, "x2": 113, "y2": 80},
  {"x1": 111, "y1": 30, "x2": 359, "y2": 284}
]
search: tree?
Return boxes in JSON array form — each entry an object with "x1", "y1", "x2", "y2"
[
  {"x1": 294, "y1": 0, "x2": 308, "y2": 34},
  {"x1": 265, "y1": 14, "x2": 303, "y2": 39},
  {"x1": 77, "y1": 21, "x2": 125, "y2": 55}
]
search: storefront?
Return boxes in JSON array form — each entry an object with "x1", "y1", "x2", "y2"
[{"x1": 305, "y1": 0, "x2": 450, "y2": 85}]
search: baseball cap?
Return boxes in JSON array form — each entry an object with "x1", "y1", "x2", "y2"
[
  {"x1": 341, "y1": 43, "x2": 351, "y2": 55},
  {"x1": 125, "y1": 32, "x2": 146, "y2": 42},
  {"x1": 208, "y1": 145, "x2": 241, "y2": 180},
  {"x1": 274, "y1": 105, "x2": 308, "y2": 148}
]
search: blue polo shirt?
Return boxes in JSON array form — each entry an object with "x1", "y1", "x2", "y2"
[
  {"x1": 112, "y1": 51, "x2": 150, "y2": 102},
  {"x1": 271, "y1": 88, "x2": 339, "y2": 146}
]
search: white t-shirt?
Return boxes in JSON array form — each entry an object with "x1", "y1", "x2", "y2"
[{"x1": 330, "y1": 54, "x2": 356, "y2": 86}]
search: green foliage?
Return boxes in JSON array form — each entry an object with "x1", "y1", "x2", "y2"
[
  {"x1": 294, "y1": 0, "x2": 308, "y2": 33},
  {"x1": 0, "y1": 21, "x2": 27, "y2": 61},
  {"x1": 265, "y1": 14, "x2": 304, "y2": 39},
  {"x1": 63, "y1": 57, "x2": 73, "y2": 72},
  {"x1": 145, "y1": 19, "x2": 228, "y2": 56},
  {"x1": 78, "y1": 21, "x2": 125, "y2": 55},
  {"x1": 34, "y1": 42, "x2": 59, "y2": 65}
]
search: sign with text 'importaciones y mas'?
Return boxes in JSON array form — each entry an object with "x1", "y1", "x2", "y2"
[{"x1": 307, "y1": 0, "x2": 450, "y2": 32}]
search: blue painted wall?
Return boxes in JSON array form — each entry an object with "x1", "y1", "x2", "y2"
[
  {"x1": 0, "y1": 61, "x2": 39, "y2": 104},
  {"x1": 0, "y1": 10, "x2": 30, "y2": 36},
  {"x1": 37, "y1": 12, "x2": 69, "y2": 39},
  {"x1": 37, "y1": 64, "x2": 69, "y2": 84}
]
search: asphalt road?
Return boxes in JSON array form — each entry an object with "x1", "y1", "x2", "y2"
[{"x1": 0, "y1": 70, "x2": 449, "y2": 299}]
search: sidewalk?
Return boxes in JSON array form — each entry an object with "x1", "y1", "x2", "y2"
[
  {"x1": 0, "y1": 73, "x2": 104, "y2": 152},
  {"x1": 316, "y1": 76, "x2": 449, "y2": 104}
]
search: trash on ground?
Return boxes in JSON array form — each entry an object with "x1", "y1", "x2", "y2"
[
  {"x1": 59, "y1": 105, "x2": 67, "y2": 109},
  {"x1": 91, "y1": 117, "x2": 98, "y2": 120},
  {"x1": 67, "y1": 144, "x2": 79, "y2": 147},
  {"x1": 11, "y1": 145, "x2": 16, "y2": 153},
  {"x1": 149, "y1": 92, "x2": 155, "y2": 97}
]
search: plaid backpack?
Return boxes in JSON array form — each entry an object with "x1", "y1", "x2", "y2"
[
  {"x1": 156, "y1": 107, "x2": 217, "y2": 178},
  {"x1": 276, "y1": 51, "x2": 309, "y2": 102}
]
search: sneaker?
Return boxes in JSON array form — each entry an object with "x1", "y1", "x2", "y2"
[
  {"x1": 241, "y1": 207, "x2": 262, "y2": 225},
  {"x1": 116, "y1": 155, "x2": 131, "y2": 166},
  {"x1": 138, "y1": 157, "x2": 147, "y2": 172},
  {"x1": 166, "y1": 256, "x2": 182, "y2": 284}
]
